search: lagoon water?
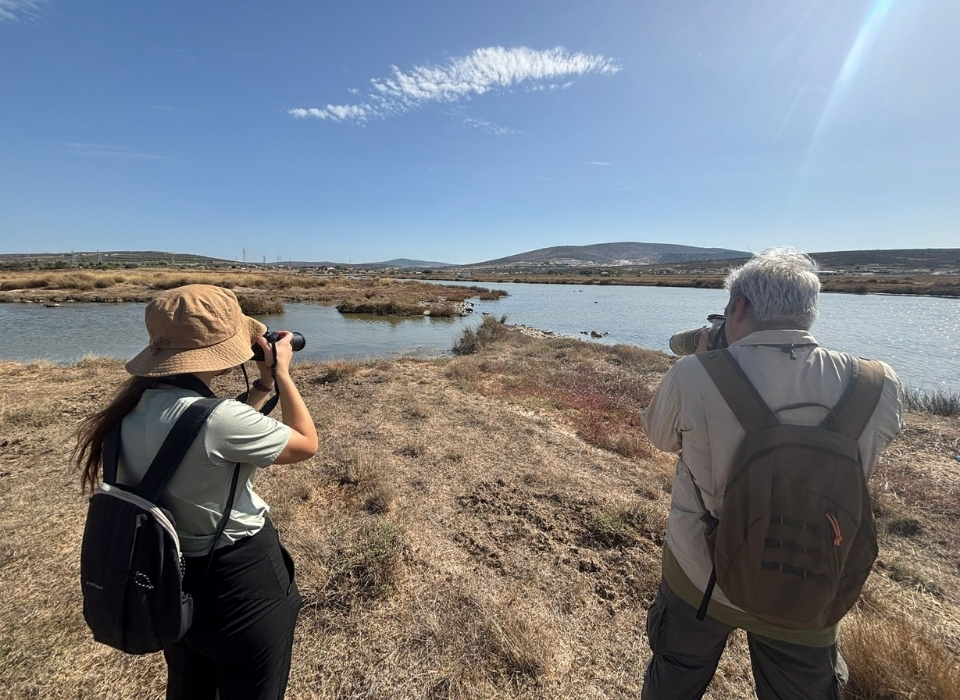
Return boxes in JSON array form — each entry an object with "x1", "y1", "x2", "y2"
[{"x1": 2, "y1": 282, "x2": 957, "y2": 391}]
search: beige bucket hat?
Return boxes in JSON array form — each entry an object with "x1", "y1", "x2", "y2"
[{"x1": 125, "y1": 284, "x2": 267, "y2": 377}]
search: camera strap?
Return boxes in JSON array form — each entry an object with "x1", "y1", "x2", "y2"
[
  {"x1": 260, "y1": 389, "x2": 280, "y2": 416},
  {"x1": 260, "y1": 338, "x2": 281, "y2": 415},
  {"x1": 234, "y1": 363, "x2": 279, "y2": 416},
  {"x1": 162, "y1": 370, "x2": 278, "y2": 417},
  {"x1": 155, "y1": 374, "x2": 216, "y2": 398}
]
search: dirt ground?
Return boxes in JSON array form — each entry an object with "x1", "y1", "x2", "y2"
[{"x1": 1, "y1": 329, "x2": 958, "y2": 699}]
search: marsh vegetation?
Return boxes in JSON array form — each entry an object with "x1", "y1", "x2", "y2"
[{"x1": 0, "y1": 268, "x2": 507, "y2": 317}]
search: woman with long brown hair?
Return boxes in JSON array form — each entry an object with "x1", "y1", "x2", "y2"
[{"x1": 74, "y1": 284, "x2": 317, "y2": 700}]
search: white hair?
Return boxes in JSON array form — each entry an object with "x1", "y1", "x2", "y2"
[{"x1": 724, "y1": 247, "x2": 820, "y2": 329}]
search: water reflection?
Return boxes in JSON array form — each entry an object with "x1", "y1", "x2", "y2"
[{"x1": 2, "y1": 284, "x2": 957, "y2": 392}]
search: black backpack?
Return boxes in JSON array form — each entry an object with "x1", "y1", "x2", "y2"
[
  {"x1": 80, "y1": 397, "x2": 240, "y2": 654},
  {"x1": 694, "y1": 350, "x2": 885, "y2": 629}
]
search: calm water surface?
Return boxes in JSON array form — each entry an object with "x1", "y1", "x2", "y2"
[{"x1": 2, "y1": 283, "x2": 957, "y2": 391}]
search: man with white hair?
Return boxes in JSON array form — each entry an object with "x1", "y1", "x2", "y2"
[{"x1": 640, "y1": 247, "x2": 904, "y2": 699}]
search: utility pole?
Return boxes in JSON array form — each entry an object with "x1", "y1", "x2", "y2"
[{"x1": 243, "y1": 249, "x2": 246, "y2": 264}]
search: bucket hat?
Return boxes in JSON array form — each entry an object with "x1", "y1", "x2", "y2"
[{"x1": 125, "y1": 284, "x2": 267, "y2": 377}]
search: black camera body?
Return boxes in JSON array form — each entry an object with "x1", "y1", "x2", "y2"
[{"x1": 252, "y1": 331, "x2": 306, "y2": 362}]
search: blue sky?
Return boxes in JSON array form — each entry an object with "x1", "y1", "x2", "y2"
[{"x1": 1, "y1": 0, "x2": 957, "y2": 264}]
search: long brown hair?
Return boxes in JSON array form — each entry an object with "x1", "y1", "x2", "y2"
[{"x1": 73, "y1": 376, "x2": 156, "y2": 494}]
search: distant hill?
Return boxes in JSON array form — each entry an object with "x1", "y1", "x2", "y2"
[
  {"x1": 3, "y1": 246, "x2": 957, "y2": 273},
  {"x1": 646, "y1": 248, "x2": 960, "y2": 274},
  {"x1": 0, "y1": 251, "x2": 455, "y2": 270},
  {"x1": 352, "y1": 258, "x2": 454, "y2": 270},
  {"x1": 0, "y1": 250, "x2": 235, "y2": 267},
  {"x1": 466, "y1": 242, "x2": 750, "y2": 268},
  {"x1": 809, "y1": 248, "x2": 960, "y2": 271}
]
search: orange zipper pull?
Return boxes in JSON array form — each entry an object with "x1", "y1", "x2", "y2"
[{"x1": 826, "y1": 513, "x2": 842, "y2": 547}]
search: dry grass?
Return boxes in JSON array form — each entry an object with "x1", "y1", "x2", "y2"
[
  {"x1": 840, "y1": 578, "x2": 960, "y2": 699},
  {"x1": 237, "y1": 294, "x2": 285, "y2": 315},
  {"x1": 0, "y1": 330, "x2": 957, "y2": 699},
  {"x1": 906, "y1": 388, "x2": 960, "y2": 416},
  {"x1": 0, "y1": 269, "x2": 506, "y2": 316},
  {"x1": 310, "y1": 359, "x2": 364, "y2": 385},
  {"x1": 449, "y1": 327, "x2": 673, "y2": 459}
]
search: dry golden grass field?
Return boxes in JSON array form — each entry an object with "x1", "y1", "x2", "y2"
[
  {"x1": 0, "y1": 269, "x2": 506, "y2": 317},
  {"x1": 1, "y1": 323, "x2": 958, "y2": 699}
]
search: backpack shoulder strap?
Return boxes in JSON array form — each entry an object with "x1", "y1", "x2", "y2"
[
  {"x1": 826, "y1": 357, "x2": 886, "y2": 441},
  {"x1": 102, "y1": 423, "x2": 122, "y2": 486},
  {"x1": 697, "y1": 349, "x2": 772, "y2": 431},
  {"x1": 134, "y1": 397, "x2": 226, "y2": 503}
]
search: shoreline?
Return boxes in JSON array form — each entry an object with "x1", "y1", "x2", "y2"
[
  {"x1": 1, "y1": 265, "x2": 958, "y2": 302},
  {"x1": 0, "y1": 269, "x2": 507, "y2": 317},
  {"x1": 414, "y1": 273, "x2": 960, "y2": 299}
]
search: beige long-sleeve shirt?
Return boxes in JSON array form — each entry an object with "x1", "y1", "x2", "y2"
[{"x1": 642, "y1": 329, "x2": 904, "y2": 643}]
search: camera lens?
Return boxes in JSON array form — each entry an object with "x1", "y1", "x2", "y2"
[{"x1": 251, "y1": 331, "x2": 306, "y2": 361}]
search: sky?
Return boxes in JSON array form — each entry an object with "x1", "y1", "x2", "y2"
[{"x1": 1, "y1": 0, "x2": 957, "y2": 265}]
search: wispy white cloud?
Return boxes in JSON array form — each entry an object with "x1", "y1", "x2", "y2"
[
  {"x1": 163, "y1": 48, "x2": 194, "y2": 61},
  {"x1": 588, "y1": 161, "x2": 612, "y2": 166},
  {"x1": 440, "y1": 108, "x2": 518, "y2": 136},
  {"x1": 0, "y1": 0, "x2": 47, "y2": 21},
  {"x1": 527, "y1": 82, "x2": 574, "y2": 93},
  {"x1": 290, "y1": 46, "x2": 620, "y2": 124},
  {"x1": 61, "y1": 142, "x2": 174, "y2": 163},
  {"x1": 460, "y1": 116, "x2": 517, "y2": 136}
]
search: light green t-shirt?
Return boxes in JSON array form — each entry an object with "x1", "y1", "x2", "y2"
[{"x1": 118, "y1": 389, "x2": 291, "y2": 556}]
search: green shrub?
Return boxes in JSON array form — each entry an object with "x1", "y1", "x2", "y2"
[{"x1": 453, "y1": 315, "x2": 509, "y2": 355}]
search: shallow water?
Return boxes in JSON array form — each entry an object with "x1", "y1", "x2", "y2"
[{"x1": 3, "y1": 283, "x2": 957, "y2": 391}]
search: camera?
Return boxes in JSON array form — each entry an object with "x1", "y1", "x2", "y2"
[
  {"x1": 669, "y1": 314, "x2": 727, "y2": 356},
  {"x1": 252, "y1": 331, "x2": 306, "y2": 362}
]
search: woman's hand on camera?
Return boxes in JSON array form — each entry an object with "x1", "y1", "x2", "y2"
[
  {"x1": 261, "y1": 332, "x2": 317, "y2": 463},
  {"x1": 254, "y1": 332, "x2": 295, "y2": 377}
]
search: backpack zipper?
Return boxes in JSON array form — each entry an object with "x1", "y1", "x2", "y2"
[
  {"x1": 96, "y1": 483, "x2": 182, "y2": 560},
  {"x1": 825, "y1": 512, "x2": 843, "y2": 547}
]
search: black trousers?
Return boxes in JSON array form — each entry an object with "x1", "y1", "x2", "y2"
[{"x1": 165, "y1": 519, "x2": 303, "y2": 700}]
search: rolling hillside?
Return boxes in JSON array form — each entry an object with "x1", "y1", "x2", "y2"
[{"x1": 467, "y1": 242, "x2": 750, "y2": 268}]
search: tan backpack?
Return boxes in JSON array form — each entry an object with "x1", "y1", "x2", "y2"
[{"x1": 694, "y1": 349, "x2": 885, "y2": 630}]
